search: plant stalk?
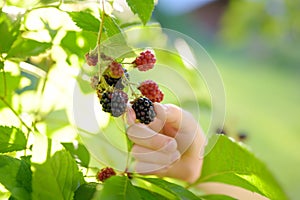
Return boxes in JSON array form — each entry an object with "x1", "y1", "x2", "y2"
[{"x1": 97, "y1": 0, "x2": 106, "y2": 80}]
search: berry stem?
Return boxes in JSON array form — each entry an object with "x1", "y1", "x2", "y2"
[
  {"x1": 121, "y1": 62, "x2": 134, "y2": 65},
  {"x1": 97, "y1": 0, "x2": 106, "y2": 81},
  {"x1": 46, "y1": 138, "x2": 52, "y2": 160},
  {"x1": 123, "y1": 74, "x2": 139, "y2": 98}
]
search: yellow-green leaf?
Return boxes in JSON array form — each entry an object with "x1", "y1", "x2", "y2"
[{"x1": 126, "y1": 0, "x2": 154, "y2": 25}]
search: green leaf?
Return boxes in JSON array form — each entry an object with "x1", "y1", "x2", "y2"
[
  {"x1": 0, "y1": 11, "x2": 21, "y2": 54},
  {"x1": 134, "y1": 186, "x2": 168, "y2": 200},
  {"x1": 7, "y1": 37, "x2": 51, "y2": 59},
  {"x1": 0, "y1": 126, "x2": 27, "y2": 153},
  {"x1": 32, "y1": 151, "x2": 84, "y2": 200},
  {"x1": 142, "y1": 178, "x2": 201, "y2": 200},
  {"x1": 68, "y1": 11, "x2": 100, "y2": 32},
  {"x1": 0, "y1": 156, "x2": 32, "y2": 200},
  {"x1": 126, "y1": 0, "x2": 154, "y2": 25},
  {"x1": 103, "y1": 14, "x2": 122, "y2": 38},
  {"x1": 62, "y1": 142, "x2": 90, "y2": 168},
  {"x1": 16, "y1": 156, "x2": 32, "y2": 195},
  {"x1": 198, "y1": 135, "x2": 288, "y2": 200},
  {"x1": 74, "y1": 182, "x2": 98, "y2": 200},
  {"x1": 0, "y1": 72, "x2": 21, "y2": 110},
  {"x1": 96, "y1": 176, "x2": 142, "y2": 200},
  {"x1": 60, "y1": 30, "x2": 97, "y2": 64},
  {"x1": 76, "y1": 76, "x2": 94, "y2": 94},
  {"x1": 41, "y1": 19, "x2": 58, "y2": 39},
  {"x1": 68, "y1": 11, "x2": 123, "y2": 36}
]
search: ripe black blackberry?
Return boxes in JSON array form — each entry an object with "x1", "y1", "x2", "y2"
[
  {"x1": 100, "y1": 92, "x2": 112, "y2": 114},
  {"x1": 111, "y1": 90, "x2": 128, "y2": 117},
  {"x1": 100, "y1": 91, "x2": 128, "y2": 117},
  {"x1": 104, "y1": 75, "x2": 120, "y2": 86},
  {"x1": 132, "y1": 97, "x2": 156, "y2": 124},
  {"x1": 96, "y1": 167, "x2": 116, "y2": 182}
]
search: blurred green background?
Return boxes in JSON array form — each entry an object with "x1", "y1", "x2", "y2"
[{"x1": 154, "y1": 0, "x2": 300, "y2": 199}]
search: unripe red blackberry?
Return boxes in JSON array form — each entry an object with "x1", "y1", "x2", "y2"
[
  {"x1": 96, "y1": 167, "x2": 116, "y2": 182},
  {"x1": 132, "y1": 97, "x2": 156, "y2": 124},
  {"x1": 109, "y1": 61, "x2": 124, "y2": 78},
  {"x1": 138, "y1": 80, "x2": 164, "y2": 103},
  {"x1": 133, "y1": 50, "x2": 156, "y2": 71},
  {"x1": 153, "y1": 90, "x2": 164, "y2": 103},
  {"x1": 85, "y1": 52, "x2": 98, "y2": 66}
]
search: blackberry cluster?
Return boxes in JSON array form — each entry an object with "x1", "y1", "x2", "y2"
[
  {"x1": 132, "y1": 97, "x2": 156, "y2": 124},
  {"x1": 87, "y1": 49, "x2": 162, "y2": 124},
  {"x1": 138, "y1": 80, "x2": 164, "y2": 103},
  {"x1": 96, "y1": 167, "x2": 116, "y2": 182}
]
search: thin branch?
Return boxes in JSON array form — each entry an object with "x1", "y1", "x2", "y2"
[
  {"x1": 47, "y1": 138, "x2": 52, "y2": 160},
  {"x1": 25, "y1": 4, "x2": 62, "y2": 14},
  {"x1": 97, "y1": 0, "x2": 106, "y2": 80},
  {"x1": 34, "y1": 68, "x2": 50, "y2": 116},
  {"x1": 0, "y1": 97, "x2": 33, "y2": 133},
  {"x1": 24, "y1": 129, "x2": 31, "y2": 156},
  {"x1": 2, "y1": 70, "x2": 7, "y2": 97}
]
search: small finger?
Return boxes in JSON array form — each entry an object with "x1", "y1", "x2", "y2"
[
  {"x1": 135, "y1": 162, "x2": 166, "y2": 174},
  {"x1": 131, "y1": 145, "x2": 180, "y2": 165},
  {"x1": 127, "y1": 124, "x2": 176, "y2": 151}
]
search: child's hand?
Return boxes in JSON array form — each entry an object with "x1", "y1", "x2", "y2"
[{"x1": 126, "y1": 103, "x2": 206, "y2": 183}]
